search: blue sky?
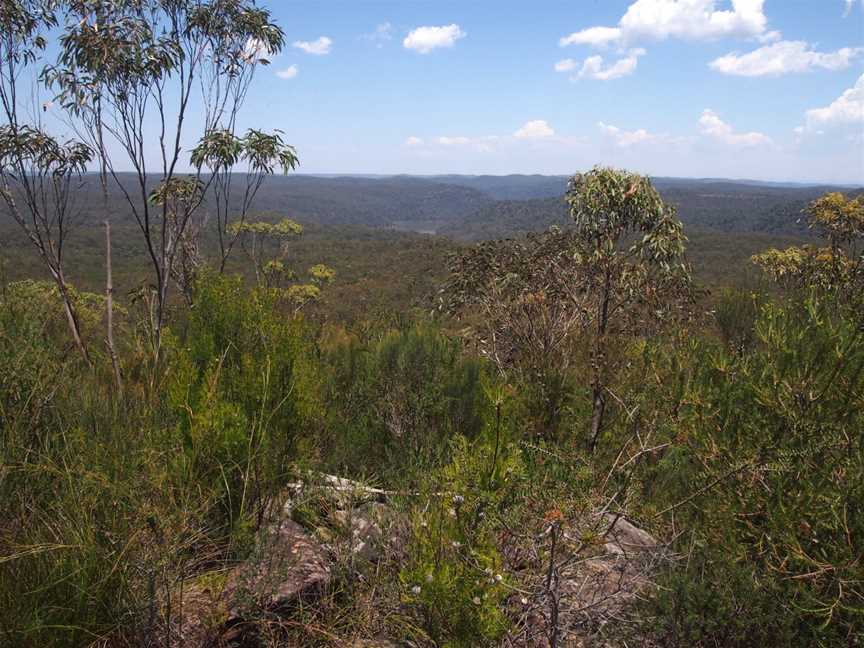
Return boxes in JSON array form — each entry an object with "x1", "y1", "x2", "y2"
[{"x1": 222, "y1": 0, "x2": 863, "y2": 183}]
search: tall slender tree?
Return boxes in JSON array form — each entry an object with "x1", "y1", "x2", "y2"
[
  {"x1": 565, "y1": 167, "x2": 691, "y2": 451},
  {"x1": 44, "y1": 0, "x2": 292, "y2": 358},
  {"x1": 0, "y1": 1, "x2": 94, "y2": 364}
]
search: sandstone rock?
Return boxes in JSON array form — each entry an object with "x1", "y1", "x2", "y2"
[
  {"x1": 601, "y1": 513, "x2": 658, "y2": 555},
  {"x1": 504, "y1": 513, "x2": 662, "y2": 647},
  {"x1": 166, "y1": 519, "x2": 331, "y2": 646},
  {"x1": 332, "y1": 501, "x2": 390, "y2": 561},
  {"x1": 225, "y1": 517, "x2": 331, "y2": 616}
]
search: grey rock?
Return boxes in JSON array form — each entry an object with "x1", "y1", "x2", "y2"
[{"x1": 226, "y1": 518, "x2": 332, "y2": 615}]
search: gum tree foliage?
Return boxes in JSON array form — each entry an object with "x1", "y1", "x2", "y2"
[
  {"x1": 191, "y1": 127, "x2": 298, "y2": 273},
  {"x1": 146, "y1": 174, "x2": 204, "y2": 304},
  {"x1": 227, "y1": 217, "x2": 335, "y2": 311},
  {"x1": 0, "y1": 1, "x2": 95, "y2": 364},
  {"x1": 445, "y1": 167, "x2": 691, "y2": 447},
  {"x1": 566, "y1": 167, "x2": 691, "y2": 451},
  {"x1": 753, "y1": 192, "x2": 863, "y2": 305},
  {"x1": 42, "y1": 0, "x2": 293, "y2": 357}
]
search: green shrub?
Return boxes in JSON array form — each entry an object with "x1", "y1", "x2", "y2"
[
  {"x1": 321, "y1": 324, "x2": 492, "y2": 484},
  {"x1": 635, "y1": 294, "x2": 864, "y2": 646}
]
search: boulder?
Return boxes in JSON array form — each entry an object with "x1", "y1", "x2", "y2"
[
  {"x1": 166, "y1": 519, "x2": 331, "y2": 646},
  {"x1": 331, "y1": 501, "x2": 390, "y2": 562},
  {"x1": 225, "y1": 517, "x2": 332, "y2": 616},
  {"x1": 601, "y1": 513, "x2": 658, "y2": 555}
]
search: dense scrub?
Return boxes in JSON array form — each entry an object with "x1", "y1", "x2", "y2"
[{"x1": 2, "y1": 180, "x2": 862, "y2": 646}]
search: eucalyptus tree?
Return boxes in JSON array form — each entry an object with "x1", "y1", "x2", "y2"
[
  {"x1": 444, "y1": 168, "x2": 691, "y2": 447},
  {"x1": 191, "y1": 127, "x2": 298, "y2": 273},
  {"x1": 0, "y1": 1, "x2": 95, "y2": 364},
  {"x1": 227, "y1": 216, "x2": 303, "y2": 285},
  {"x1": 565, "y1": 167, "x2": 691, "y2": 451},
  {"x1": 443, "y1": 228, "x2": 589, "y2": 441},
  {"x1": 753, "y1": 191, "x2": 863, "y2": 304},
  {"x1": 43, "y1": 0, "x2": 294, "y2": 358}
]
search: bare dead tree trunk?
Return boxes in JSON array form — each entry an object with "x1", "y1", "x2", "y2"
[{"x1": 105, "y1": 221, "x2": 122, "y2": 393}]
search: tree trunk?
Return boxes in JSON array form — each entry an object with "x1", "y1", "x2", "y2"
[
  {"x1": 55, "y1": 271, "x2": 91, "y2": 367},
  {"x1": 589, "y1": 385, "x2": 606, "y2": 452},
  {"x1": 589, "y1": 267, "x2": 612, "y2": 452},
  {"x1": 105, "y1": 221, "x2": 123, "y2": 393}
]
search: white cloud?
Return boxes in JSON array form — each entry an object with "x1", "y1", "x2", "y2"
[
  {"x1": 844, "y1": 0, "x2": 862, "y2": 17},
  {"x1": 293, "y1": 36, "x2": 333, "y2": 55},
  {"x1": 362, "y1": 22, "x2": 392, "y2": 47},
  {"x1": 276, "y1": 64, "x2": 298, "y2": 80},
  {"x1": 554, "y1": 58, "x2": 577, "y2": 72},
  {"x1": 243, "y1": 37, "x2": 273, "y2": 62},
  {"x1": 598, "y1": 121, "x2": 658, "y2": 147},
  {"x1": 804, "y1": 74, "x2": 864, "y2": 129},
  {"x1": 405, "y1": 136, "x2": 423, "y2": 146},
  {"x1": 514, "y1": 120, "x2": 555, "y2": 139},
  {"x1": 699, "y1": 109, "x2": 772, "y2": 147},
  {"x1": 403, "y1": 24, "x2": 465, "y2": 54},
  {"x1": 560, "y1": 26, "x2": 622, "y2": 47},
  {"x1": 574, "y1": 49, "x2": 645, "y2": 81},
  {"x1": 561, "y1": 0, "x2": 769, "y2": 49},
  {"x1": 710, "y1": 41, "x2": 863, "y2": 76}
]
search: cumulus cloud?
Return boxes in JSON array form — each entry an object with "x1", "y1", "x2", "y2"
[
  {"x1": 699, "y1": 109, "x2": 772, "y2": 147},
  {"x1": 554, "y1": 58, "x2": 577, "y2": 72},
  {"x1": 404, "y1": 136, "x2": 423, "y2": 146},
  {"x1": 710, "y1": 41, "x2": 863, "y2": 76},
  {"x1": 572, "y1": 49, "x2": 645, "y2": 81},
  {"x1": 293, "y1": 36, "x2": 332, "y2": 55},
  {"x1": 804, "y1": 74, "x2": 864, "y2": 130},
  {"x1": 276, "y1": 64, "x2": 298, "y2": 80},
  {"x1": 597, "y1": 122, "x2": 659, "y2": 147},
  {"x1": 560, "y1": 26, "x2": 622, "y2": 47},
  {"x1": 560, "y1": 0, "x2": 769, "y2": 48},
  {"x1": 514, "y1": 120, "x2": 555, "y2": 139},
  {"x1": 403, "y1": 24, "x2": 465, "y2": 53}
]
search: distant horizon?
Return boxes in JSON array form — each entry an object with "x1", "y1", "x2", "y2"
[{"x1": 82, "y1": 169, "x2": 863, "y2": 189}]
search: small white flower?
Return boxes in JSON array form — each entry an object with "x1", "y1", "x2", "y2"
[
  {"x1": 411, "y1": 585, "x2": 422, "y2": 595},
  {"x1": 472, "y1": 596, "x2": 482, "y2": 605},
  {"x1": 451, "y1": 540, "x2": 461, "y2": 549},
  {"x1": 448, "y1": 508, "x2": 457, "y2": 517},
  {"x1": 452, "y1": 494, "x2": 464, "y2": 505},
  {"x1": 520, "y1": 597, "x2": 528, "y2": 605},
  {"x1": 495, "y1": 573, "x2": 503, "y2": 582}
]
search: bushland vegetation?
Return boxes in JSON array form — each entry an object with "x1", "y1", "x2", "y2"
[
  {"x1": 3, "y1": 167, "x2": 861, "y2": 646},
  {"x1": 1, "y1": 2, "x2": 862, "y2": 646}
]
